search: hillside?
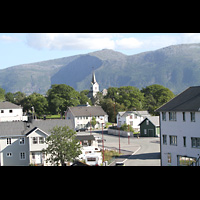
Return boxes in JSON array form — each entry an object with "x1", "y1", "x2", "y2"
[{"x1": 1, "y1": 44, "x2": 200, "y2": 95}]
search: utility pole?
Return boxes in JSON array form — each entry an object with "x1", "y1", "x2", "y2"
[
  {"x1": 118, "y1": 116, "x2": 121, "y2": 154},
  {"x1": 102, "y1": 123, "x2": 104, "y2": 162}
]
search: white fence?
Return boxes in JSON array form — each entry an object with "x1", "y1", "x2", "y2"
[{"x1": 108, "y1": 129, "x2": 134, "y2": 137}]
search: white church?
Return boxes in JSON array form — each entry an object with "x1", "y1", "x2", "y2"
[{"x1": 87, "y1": 70, "x2": 107, "y2": 103}]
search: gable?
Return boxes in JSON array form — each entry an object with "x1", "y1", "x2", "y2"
[{"x1": 26, "y1": 127, "x2": 49, "y2": 138}]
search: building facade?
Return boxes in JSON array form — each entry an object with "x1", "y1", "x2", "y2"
[
  {"x1": 0, "y1": 119, "x2": 73, "y2": 166},
  {"x1": 66, "y1": 105, "x2": 108, "y2": 130},
  {"x1": 0, "y1": 101, "x2": 27, "y2": 122},
  {"x1": 117, "y1": 110, "x2": 150, "y2": 132},
  {"x1": 157, "y1": 86, "x2": 200, "y2": 166}
]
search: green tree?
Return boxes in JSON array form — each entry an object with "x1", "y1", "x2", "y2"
[
  {"x1": 141, "y1": 84, "x2": 175, "y2": 115},
  {"x1": 0, "y1": 87, "x2": 5, "y2": 102},
  {"x1": 22, "y1": 93, "x2": 48, "y2": 117},
  {"x1": 91, "y1": 116, "x2": 97, "y2": 129},
  {"x1": 100, "y1": 98, "x2": 126, "y2": 123},
  {"x1": 42, "y1": 126, "x2": 81, "y2": 166},
  {"x1": 47, "y1": 84, "x2": 80, "y2": 115}
]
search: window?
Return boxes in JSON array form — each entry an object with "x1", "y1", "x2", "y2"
[
  {"x1": 190, "y1": 112, "x2": 195, "y2": 122},
  {"x1": 6, "y1": 152, "x2": 12, "y2": 157},
  {"x1": 169, "y1": 135, "x2": 177, "y2": 146},
  {"x1": 182, "y1": 112, "x2": 185, "y2": 121},
  {"x1": 20, "y1": 152, "x2": 26, "y2": 160},
  {"x1": 39, "y1": 137, "x2": 44, "y2": 144},
  {"x1": 167, "y1": 153, "x2": 171, "y2": 164},
  {"x1": 1, "y1": 110, "x2": 4, "y2": 113},
  {"x1": 169, "y1": 112, "x2": 176, "y2": 121},
  {"x1": 130, "y1": 115, "x2": 133, "y2": 119},
  {"x1": 7, "y1": 138, "x2": 11, "y2": 145},
  {"x1": 183, "y1": 137, "x2": 186, "y2": 147},
  {"x1": 9, "y1": 110, "x2": 13, "y2": 113},
  {"x1": 191, "y1": 137, "x2": 200, "y2": 148},
  {"x1": 146, "y1": 120, "x2": 149, "y2": 125},
  {"x1": 144, "y1": 129, "x2": 147, "y2": 135},
  {"x1": 163, "y1": 135, "x2": 167, "y2": 145},
  {"x1": 177, "y1": 155, "x2": 196, "y2": 166},
  {"x1": 162, "y1": 112, "x2": 166, "y2": 121},
  {"x1": 32, "y1": 152, "x2": 35, "y2": 159},
  {"x1": 19, "y1": 137, "x2": 25, "y2": 145},
  {"x1": 32, "y1": 137, "x2": 38, "y2": 144}
]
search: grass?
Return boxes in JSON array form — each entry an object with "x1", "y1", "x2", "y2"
[
  {"x1": 102, "y1": 149, "x2": 122, "y2": 162},
  {"x1": 46, "y1": 114, "x2": 62, "y2": 119}
]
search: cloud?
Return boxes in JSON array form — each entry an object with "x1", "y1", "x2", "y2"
[
  {"x1": 181, "y1": 33, "x2": 200, "y2": 43},
  {"x1": 0, "y1": 35, "x2": 17, "y2": 42},
  {"x1": 26, "y1": 33, "x2": 116, "y2": 50},
  {"x1": 115, "y1": 37, "x2": 143, "y2": 49}
]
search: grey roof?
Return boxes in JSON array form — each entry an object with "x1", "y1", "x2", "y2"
[
  {"x1": 118, "y1": 110, "x2": 150, "y2": 118},
  {"x1": 139, "y1": 116, "x2": 160, "y2": 126},
  {"x1": 0, "y1": 101, "x2": 22, "y2": 109},
  {"x1": 156, "y1": 86, "x2": 200, "y2": 112},
  {"x1": 0, "y1": 119, "x2": 73, "y2": 137},
  {"x1": 68, "y1": 106, "x2": 107, "y2": 117},
  {"x1": 76, "y1": 135, "x2": 95, "y2": 141}
]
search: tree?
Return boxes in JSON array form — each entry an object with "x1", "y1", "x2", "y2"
[
  {"x1": 47, "y1": 84, "x2": 80, "y2": 115},
  {"x1": 43, "y1": 126, "x2": 82, "y2": 166},
  {"x1": 141, "y1": 84, "x2": 175, "y2": 115},
  {"x1": 0, "y1": 87, "x2": 5, "y2": 102},
  {"x1": 22, "y1": 93, "x2": 48, "y2": 117},
  {"x1": 91, "y1": 117, "x2": 97, "y2": 129}
]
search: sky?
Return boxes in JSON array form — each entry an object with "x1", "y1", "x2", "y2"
[{"x1": 0, "y1": 33, "x2": 200, "y2": 69}]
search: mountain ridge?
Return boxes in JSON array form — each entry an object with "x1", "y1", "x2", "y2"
[{"x1": 1, "y1": 44, "x2": 200, "y2": 95}]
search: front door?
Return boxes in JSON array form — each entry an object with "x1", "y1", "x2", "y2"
[
  {"x1": 148, "y1": 129, "x2": 154, "y2": 137},
  {"x1": 35, "y1": 152, "x2": 41, "y2": 164}
]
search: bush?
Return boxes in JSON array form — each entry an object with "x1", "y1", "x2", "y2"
[{"x1": 120, "y1": 123, "x2": 134, "y2": 132}]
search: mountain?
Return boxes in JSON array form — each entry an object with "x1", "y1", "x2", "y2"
[{"x1": 1, "y1": 44, "x2": 200, "y2": 95}]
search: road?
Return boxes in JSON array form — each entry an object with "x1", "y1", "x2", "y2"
[{"x1": 92, "y1": 130, "x2": 161, "y2": 166}]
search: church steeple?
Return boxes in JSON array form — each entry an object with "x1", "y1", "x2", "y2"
[
  {"x1": 92, "y1": 71, "x2": 97, "y2": 84},
  {"x1": 88, "y1": 68, "x2": 99, "y2": 101}
]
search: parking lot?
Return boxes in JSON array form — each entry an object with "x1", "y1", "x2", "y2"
[{"x1": 92, "y1": 130, "x2": 161, "y2": 166}]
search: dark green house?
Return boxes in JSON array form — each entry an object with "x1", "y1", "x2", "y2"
[{"x1": 139, "y1": 116, "x2": 160, "y2": 137}]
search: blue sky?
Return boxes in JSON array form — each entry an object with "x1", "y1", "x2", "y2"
[{"x1": 0, "y1": 33, "x2": 200, "y2": 69}]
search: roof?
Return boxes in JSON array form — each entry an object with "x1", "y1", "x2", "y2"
[
  {"x1": 76, "y1": 134, "x2": 95, "y2": 141},
  {"x1": 156, "y1": 86, "x2": 200, "y2": 112},
  {"x1": 68, "y1": 106, "x2": 107, "y2": 117},
  {"x1": 0, "y1": 101, "x2": 22, "y2": 109},
  {"x1": 118, "y1": 110, "x2": 150, "y2": 118},
  {"x1": 139, "y1": 116, "x2": 160, "y2": 126},
  {"x1": 0, "y1": 119, "x2": 73, "y2": 137}
]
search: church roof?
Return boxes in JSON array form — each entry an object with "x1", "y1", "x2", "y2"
[{"x1": 91, "y1": 71, "x2": 97, "y2": 84}]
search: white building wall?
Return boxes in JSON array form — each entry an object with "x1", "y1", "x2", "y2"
[
  {"x1": 0, "y1": 108, "x2": 27, "y2": 122},
  {"x1": 160, "y1": 111, "x2": 200, "y2": 166}
]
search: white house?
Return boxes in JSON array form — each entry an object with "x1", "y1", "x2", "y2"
[
  {"x1": 0, "y1": 119, "x2": 73, "y2": 166},
  {"x1": 65, "y1": 105, "x2": 108, "y2": 130},
  {"x1": 0, "y1": 101, "x2": 27, "y2": 122},
  {"x1": 157, "y1": 86, "x2": 200, "y2": 166},
  {"x1": 117, "y1": 110, "x2": 150, "y2": 132}
]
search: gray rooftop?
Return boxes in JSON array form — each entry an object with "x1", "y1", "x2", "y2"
[
  {"x1": 139, "y1": 116, "x2": 160, "y2": 126},
  {"x1": 68, "y1": 106, "x2": 107, "y2": 117},
  {"x1": 0, "y1": 119, "x2": 73, "y2": 137},
  {"x1": 156, "y1": 86, "x2": 200, "y2": 112},
  {"x1": 0, "y1": 101, "x2": 22, "y2": 109}
]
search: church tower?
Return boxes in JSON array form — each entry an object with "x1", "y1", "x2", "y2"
[{"x1": 88, "y1": 70, "x2": 99, "y2": 99}]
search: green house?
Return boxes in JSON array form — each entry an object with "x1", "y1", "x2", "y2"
[{"x1": 139, "y1": 116, "x2": 160, "y2": 137}]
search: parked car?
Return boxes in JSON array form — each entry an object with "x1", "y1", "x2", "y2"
[{"x1": 115, "y1": 162, "x2": 125, "y2": 166}]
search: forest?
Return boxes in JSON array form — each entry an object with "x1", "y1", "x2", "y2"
[{"x1": 0, "y1": 84, "x2": 175, "y2": 122}]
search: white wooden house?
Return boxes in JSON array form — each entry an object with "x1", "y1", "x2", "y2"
[
  {"x1": 157, "y1": 86, "x2": 200, "y2": 166},
  {"x1": 0, "y1": 101, "x2": 27, "y2": 122},
  {"x1": 66, "y1": 105, "x2": 108, "y2": 130},
  {"x1": 117, "y1": 110, "x2": 150, "y2": 132}
]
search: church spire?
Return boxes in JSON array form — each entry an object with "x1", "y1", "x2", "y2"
[{"x1": 92, "y1": 71, "x2": 97, "y2": 84}]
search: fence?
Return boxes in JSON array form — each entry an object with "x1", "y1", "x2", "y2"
[{"x1": 108, "y1": 128, "x2": 134, "y2": 137}]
